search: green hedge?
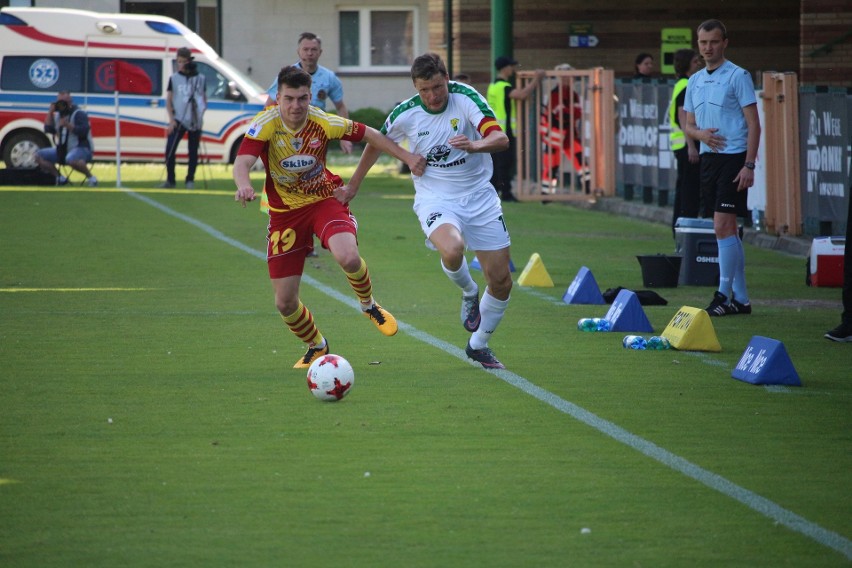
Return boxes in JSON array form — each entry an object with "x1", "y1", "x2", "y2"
[{"x1": 349, "y1": 107, "x2": 389, "y2": 131}]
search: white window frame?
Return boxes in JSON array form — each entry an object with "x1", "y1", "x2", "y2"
[{"x1": 338, "y1": 6, "x2": 419, "y2": 72}]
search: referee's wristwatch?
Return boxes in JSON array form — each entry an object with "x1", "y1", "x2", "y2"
[{"x1": 744, "y1": 161, "x2": 756, "y2": 170}]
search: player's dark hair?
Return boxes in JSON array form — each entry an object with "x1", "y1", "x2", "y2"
[
  {"x1": 698, "y1": 19, "x2": 727, "y2": 39},
  {"x1": 411, "y1": 53, "x2": 448, "y2": 83},
  {"x1": 277, "y1": 65, "x2": 312, "y2": 91},
  {"x1": 673, "y1": 49, "x2": 696, "y2": 78}
]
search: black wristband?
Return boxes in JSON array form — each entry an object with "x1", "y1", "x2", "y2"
[{"x1": 744, "y1": 161, "x2": 755, "y2": 170}]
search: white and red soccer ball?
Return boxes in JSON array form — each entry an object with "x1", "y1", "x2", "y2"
[{"x1": 306, "y1": 354, "x2": 354, "y2": 401}]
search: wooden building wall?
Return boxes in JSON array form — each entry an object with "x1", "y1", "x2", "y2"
[
  {"x1": 801, "y1": 0, "x2": 852, "y2": 87},
  {"x1": 426, "y1": 0, "x2": 852, "y2": 93}
]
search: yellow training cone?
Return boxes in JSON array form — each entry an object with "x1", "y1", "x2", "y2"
[
  {"x1": 661, "y1": 306, "x2": 722, "y2": 352},
  {"x1": 517, "y1": 253, "x2": 554, "y2": 287},
  {"x1": 260, "y1": 188, "x2": 269, "y2": 214}
]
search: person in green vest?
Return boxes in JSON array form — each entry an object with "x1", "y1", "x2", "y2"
[
  {"x1": 669, "y1": 48, "x2": 704, "y2": 235},
  {"x1": 486, "y1": 56, "x2": 545, "y2": 202}
]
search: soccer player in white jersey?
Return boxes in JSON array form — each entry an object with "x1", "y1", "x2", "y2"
[{"x1": 341, "y1": 53, "x2": 513, "y2": 369}]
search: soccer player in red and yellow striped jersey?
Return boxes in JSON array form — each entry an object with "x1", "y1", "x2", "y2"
[{"x1": 233, "y1": 65, "x2": 425, "y2": 368}]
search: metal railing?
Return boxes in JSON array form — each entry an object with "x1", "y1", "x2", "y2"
[{"x1": 515, "y1": 68, "x2": 616, "y2": 202}]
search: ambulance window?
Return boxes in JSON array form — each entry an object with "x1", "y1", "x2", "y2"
[
  {"x1": 195, "y1": 62, "x2": 245, "y2": 102},
  {"x1": 87, "y1": 58, "x2": 162, "y2": 95},
  {"x1": 0, "y1": 56, "x2": 84, "y2": 93}
]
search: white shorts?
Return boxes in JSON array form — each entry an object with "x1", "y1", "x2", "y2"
[{"x1": 413, "y1": 187, "x2": 511, "y2": 252}]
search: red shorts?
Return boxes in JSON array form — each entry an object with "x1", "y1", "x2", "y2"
[{"x1": 266, "y1": 198, "x2": 358, "y2": 279}]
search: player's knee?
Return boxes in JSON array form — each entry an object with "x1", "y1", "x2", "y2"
[
  {"x1": 485, "y1": 268, "x2": 513, "y2": 299},
  {"x1": 442, "y1": 248, "x2": 465, "y2": 267},
  {"x1": 333, "y1": 249, "x2": 362, "y2": 273},
  {"x1": 438, "y1": 239, "x2": 466, "y2": 265},
  {"x1": 275, "y1": 296, "x2": 299, "y2": 317}
]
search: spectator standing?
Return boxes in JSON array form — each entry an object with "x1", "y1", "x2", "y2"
[
  {"x1": 162, "y1": 47, "x2": 206, "y2": 189},
  {"x1": 542, "y1": 63, "x2": 589, "y2": 193},
  {"x1": 265, "y1": 32, "x2": 352, "y2": 154},
  {"x1": 824, "y1": 187, "x2": 852, "y2": 342},
  {"x1": 634, "y1": 53, "x2": 655, "y2": 79},
  {"x1": 233, "y1": 66, "x2": 425, "y2": 368},
  {"x1": 35, "y1": 91, "x2": 97, "y2": 186},
  {"x1": 346, "y1": 53, "x2": 515, "y2": 369},
  {"x1": 684, "y1": 19, "x2": 761, "y2": 316},
  {"x1": 486, "y1": 55, "x2": 545, "y2": 202},
  {"x1": 669, "y1": 48, "x2": 704, "y2": 234}
]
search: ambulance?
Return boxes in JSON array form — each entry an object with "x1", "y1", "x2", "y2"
[{"x1": 0, "y1": 7, "x2": 267, "y2": 168}]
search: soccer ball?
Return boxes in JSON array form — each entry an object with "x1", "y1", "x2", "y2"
[{"x1": 306, "y1": 354, "x2": 355, "y2": 401}]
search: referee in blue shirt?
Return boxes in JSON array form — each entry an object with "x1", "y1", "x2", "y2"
[
  {"x1": 265, "y1": 32, "x2": 352, "y2": 154},
  {"x1": 684, "y1": 19, "x2": 761, "y2": 317}
]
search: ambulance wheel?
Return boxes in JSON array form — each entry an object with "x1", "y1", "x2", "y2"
[
  {"x1": 228, "y1": 136, "x2": 244, "y2": 164},
  {"x1": 3, "y1": 131, "x2": 48, "y2": 169}
]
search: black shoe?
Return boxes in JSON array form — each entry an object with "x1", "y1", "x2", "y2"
[
  {"x1": 730, "y1": 298, "x2": 752, "y2": 315},
  {"x1": 465, "y1": 342, "x2": 505, "y2": 369},
  {"x1": 705, "y1": 291, "x2": 735, "y2": 316},
  {"x1": 825, "y1": 323, "x2": 852, "y2": 342}
]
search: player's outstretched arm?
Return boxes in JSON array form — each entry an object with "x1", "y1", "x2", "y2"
[
  {"x1": 448, "y1": 129, "x2": 509, "y2": 154},
  {"x1": 338, "y1": 143, "x2": 384, "y2": 205},
  {"x1": 339, "y1": 128, "x2": 425, "y2": 205},
  {"x1": 362, "y1": 127, "x2": 426, "y2": 176}
]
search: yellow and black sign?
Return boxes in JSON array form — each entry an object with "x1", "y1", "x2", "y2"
[{"x1": 660, "y1": 28, "x2": 693, "y2": 76}]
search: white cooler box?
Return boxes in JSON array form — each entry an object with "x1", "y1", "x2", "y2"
[{"x1": 807, "y1": 236, "x2": 846, "y2": 287}]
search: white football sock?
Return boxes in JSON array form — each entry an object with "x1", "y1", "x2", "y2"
[
  {"x1": 441, "y1": 259, "x2": 478, "y2": 297},
  {"x1": 469, "y1": 288, "x2": 509, "y2": 350}
]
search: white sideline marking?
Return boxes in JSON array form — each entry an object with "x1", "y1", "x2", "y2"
[
  {"x1": 764, "y1": 385, "x2": 836, "y2": 396},
  {"x1": 514, "y1": 285, "x2": 566, "y2": 305},
  {"x1": 680, "y1": 350, "x2": 731, "y2": 368},
  {"x1": 127, "y1": 190, "x2": 852, "y2": 561}
]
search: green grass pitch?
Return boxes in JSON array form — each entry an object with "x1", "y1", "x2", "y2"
[{"x1": 1, "y1": 162, "x2": 850, "y2": 567}]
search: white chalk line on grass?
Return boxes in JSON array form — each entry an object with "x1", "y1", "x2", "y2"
[{"x1": 127, "y1": 190, "x2": 852, "y2": 560}]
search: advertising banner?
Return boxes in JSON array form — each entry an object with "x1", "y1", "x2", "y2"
[
  {"x1": 800, "y1": 91, "x2": 850, "y2": 226},
  {"x1": 615, "y1": 81, "x2": 677, "y2": 191}
]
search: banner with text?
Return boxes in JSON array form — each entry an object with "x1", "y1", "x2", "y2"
[
  {"x1": 615, "y1": 80, "x2": 676, "y2": 191},
  {"x1": 799, "y1": 91, "x2": 850, "y2": 227}
]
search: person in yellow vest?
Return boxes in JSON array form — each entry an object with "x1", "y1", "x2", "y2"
[
  {"x1": 486, "y1": 56, "x2": 545, "y2": 202},
  {"x1": 669, "y1": 48, "x2": 704, "y2": 235}
]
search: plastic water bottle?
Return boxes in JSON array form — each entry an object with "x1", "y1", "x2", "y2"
[
  {"x1": 647, "y1": 336, "x2": 671, "y2": 350},
  {"x1": 578, "y1": 318, "x2": 612, "y2": 332},
  {"x1": 622, "y1": 335, "x2": 647, "y2": 350}
]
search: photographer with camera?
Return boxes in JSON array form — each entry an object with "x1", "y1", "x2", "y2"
[
  {"x1": 35, "y1": 91, "x2": 97, "y2": 186},
  {"x1": 161, "y1": 47, "x2": 207, "y2": 189}
]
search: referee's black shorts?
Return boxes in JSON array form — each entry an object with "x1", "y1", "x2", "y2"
[{"x1": 700, "y1": 151, "x2": 748, "y2": 216}]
